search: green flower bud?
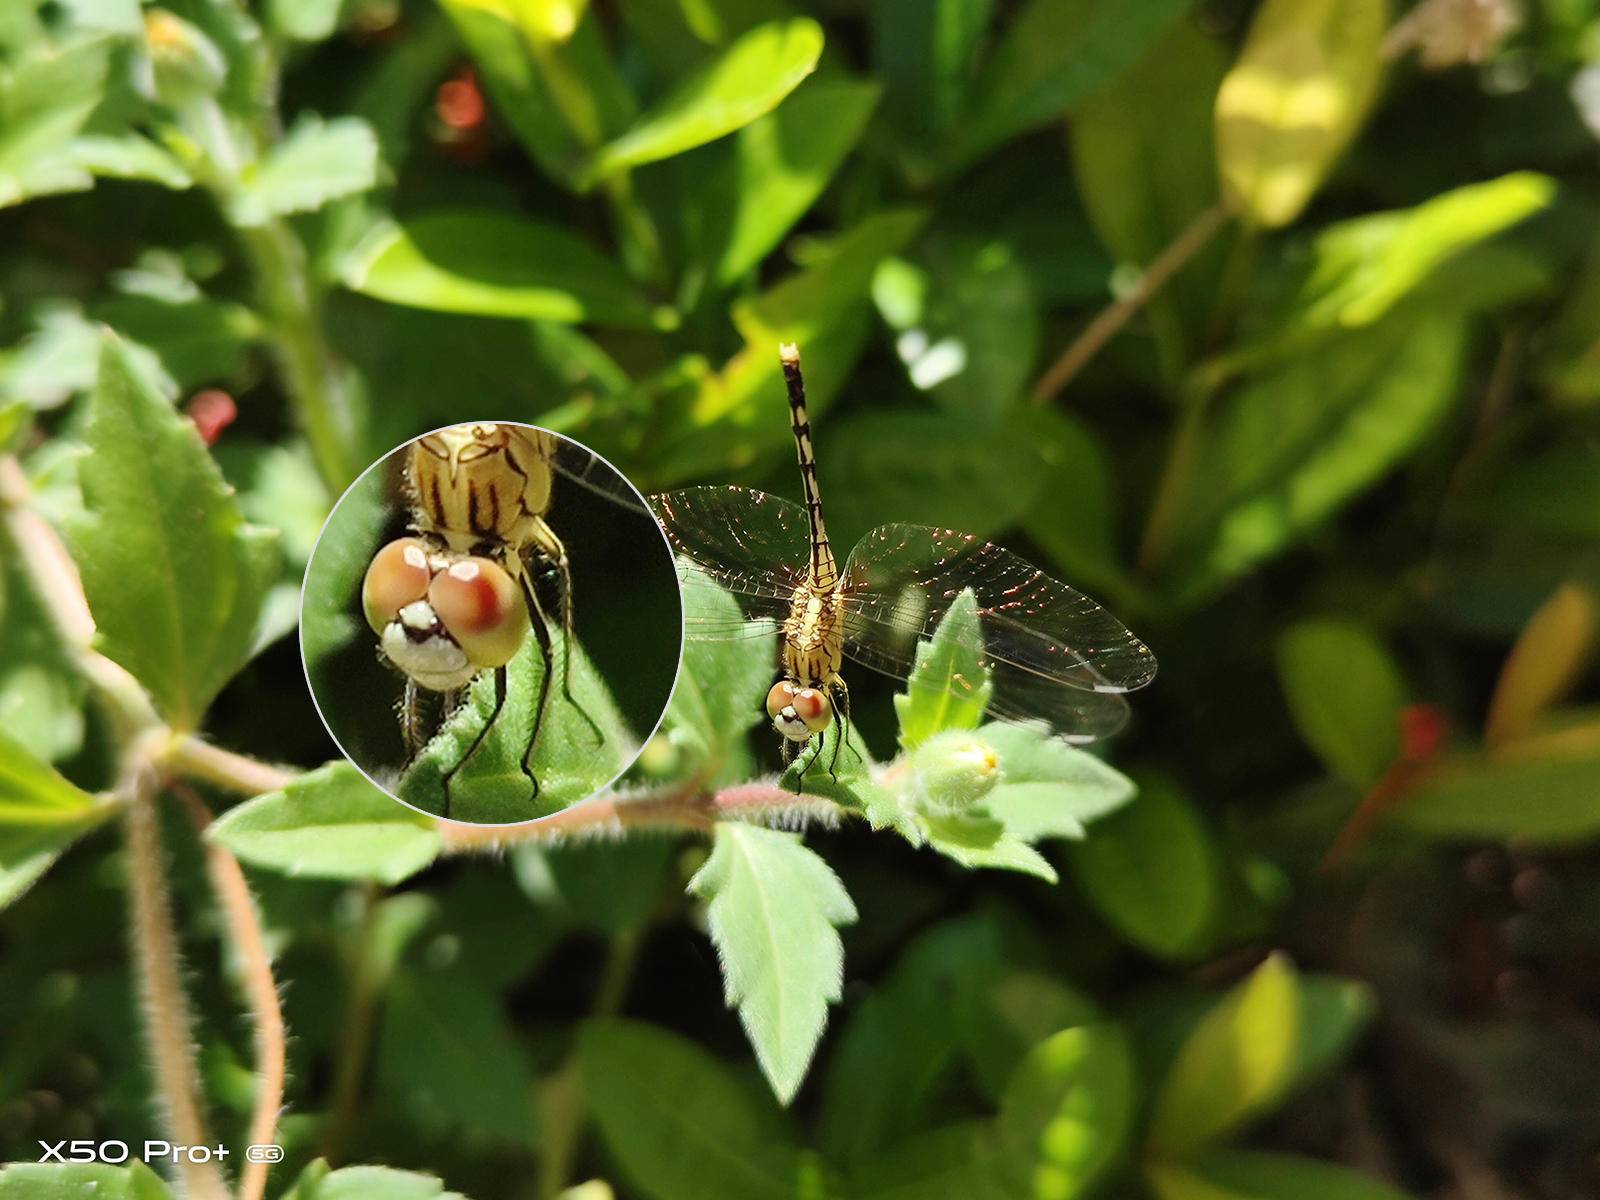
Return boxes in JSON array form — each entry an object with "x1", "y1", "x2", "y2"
[
  {"x1": 145, "y1": 9, "x2": 227, "y2": 106},
  {"x1": 907, "y1": 730, "x2": 1002, "y2": 813}
]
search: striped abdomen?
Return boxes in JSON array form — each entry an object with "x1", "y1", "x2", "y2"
[{"x1": 779, "y1": 344, "x2": 837, "y2": 591}]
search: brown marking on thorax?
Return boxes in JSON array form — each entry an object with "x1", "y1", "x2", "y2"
[
  {"x1": 783, "y1": 580, "x2": 844, "y2": 689},
  {"x1": 409, "y1": 424, "x2": 557, "y2": 556}
]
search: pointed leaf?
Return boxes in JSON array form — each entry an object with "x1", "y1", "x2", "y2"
[
  {"x1": 65, "y1": 337, "x2": 277, "y2": 730},
  {"x1": 1277, "y1": 618, "x2": 1408, "y2": 788},
  {"x1": 895, "y1": 590, "x2": 993, "y2": 748},
  {"x1": 1485, "y1": 583, "x2": 1599, "y2": 745},
  {"x1": 228, "y1": 115, "x2": 379, "y2": 225},
  {"x1": 688, "y1": 822, "x2": 857, "y2": 1103}
]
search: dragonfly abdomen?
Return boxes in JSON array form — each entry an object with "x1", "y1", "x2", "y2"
[{"x1": 780, "y1": 343, "x2": 839, "y2": 592}]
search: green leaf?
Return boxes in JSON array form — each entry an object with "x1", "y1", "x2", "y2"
[
  {"x1": 1147, "y1": 1151, "x2": 1414, "y2": 1200},
  {"x1": 1214, "y1": 0, "x2": 1387, "y2": 228},
  {"x1": 1069, "y1": 18, "x2": 1228, "y2": 377},
  {"x1": 67, "y1": 133, "x2": 192, "y2": 190},
  {"x1": 0, "y1": 1162, "x2": 173, "y2": 1199},
  {"x1": 665, "y1": 562, "x2": 778, "y2": 776},
  {"x1": 437, "y1": 0, "x2": 633, "y2": 189},
  {"x1": 1276, "y1": 618, "x2": 1407, "y2": 788},
  {"x1": 299, "y1": 462, "x2": 385, "y2": 670},
  {"x1": 0, "y1": 727, "x2": 99, "y2": 823},
  {"x1": 703, "y1": 76, "x2": 881, "y2": 286},
  {"x1": 957, "y1": 969, "x2": 1100, "y2": 1101},
  {"x1": 848, "y1": 1123, "x2": 1013, "y2": 1200},
  {"x1": 279, "y1": 1161, "x2": 471, "y2": 1200},
  {"x1": 1067, "y1": 773, "x2": 1221, "y2": 959},
  {"x1": 0, "y1": 528, "x2": 85, "y2": 764},
  {"x1": 579, "y1": 1018, "x2": 815, "y2": 1200},
  {"x1": 344, "y1": 212, "x2": 675, "y2": 330},
  {"x1": 894, "y1": 590, "x2": 993, "y2": 748},
  {"x1": 586, "y1": 18, "x2": 823, "y2": 181},
  {"x1": 688, "y1": 822, "x2": 857, "y2": 1103},
  {"x1": 870, "y1": 0, "x2": 993, "y2": 151},
  {"x1": 513, "y1": 838, "x2": 672, "y2": 934},
  {"x1": 951, "y1": 0, "x2": 1191, "y2": 172},
  {"x1": 228, "y1": 114, "x2": 380, "y2": 225},
  {"x1": 1390, "y1": 739, "x2": 1600, "y2": 845},
  {"x1": 396, "y1": 627, "x2": 636, "y2": 823},
  {"x1": 0, "y1": 38, "x2": 112, "y2": 208},
  {"x1": 208, "y1": 761, "x2": 441, "y2": 884},
  {"x1": 268, "y1": 0, "x2": 344, "y2": 42},
  {"x1": 1, "y1": 819, "x2": 107, "y2": 912},
  {"x1": 376, "y1": 970, "x2": 536, "y2": 1144},
  {"x1": 874, "y1": 235, "x2": 1039, "y2": 419},
  {"x1": 1153, "y1": 309, "x2": 1467, "y2": 606},
  {"x1": 1146, "y1": 956, "x2": 1372, "y2": 1156},
  {"x1": 920, "y1": 806, "x2": 1056, "y2": 881},
  {"x1": 978, "y1": 721, "x2": 1136, "y2": 841},
  {"x1": 65, "y1": 336, "x2": 278, "y2": 730},
  {"x1": 1486, "y1": 584, "x2": 1600, "y2": 745},
  {"x1": 996, "y1": 1024, "x2": 1137, "y2": 1200}
]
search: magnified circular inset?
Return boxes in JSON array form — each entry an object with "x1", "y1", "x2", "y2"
[{"x1": 301, "y1": 422, "x2": 683, "y2": 824}]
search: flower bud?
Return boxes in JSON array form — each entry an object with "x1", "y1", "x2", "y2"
[{"x1": 145, "y1": 9, "x2": 227, "y2": 106}]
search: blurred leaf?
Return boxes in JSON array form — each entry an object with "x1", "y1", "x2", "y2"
[
  {"x1": 65, "y1": 336, "x2": 277, "y2": 730},
  {"x1": 702, "y1": 76, "x2": 880, "y2": 287},
  {"x1": 958, "y1": 969, "x2": 1100, "y2": 1100},
  {"x1": 821, "y1": 408, "x2": 1049, "y2": 554},
  {"x1": 875, "y1": 235, "x2": 1038, "y2": 418},
  {"x1": 848, "y1": 1123, "x2": 1013, "y2": 1200},
  {"x1": 950, "y1": 0, "x2": 1190, "y2": 172},
  {"x1": 0, "y1": 38, "x2": 112, "y2": 208},
  {"x1": 228, "y1": 115, "x2": 380, "y2": 225},
  {"x1": 1067, "y1": 773, "x2": 1222, "y2": 960},
  {"x1": 0, "y1": 1163, "x2": 173, "y2": 1199},
  {"x1": 1147, "y1": 1150, "x2": 1413, "y2": 1200},
  {"x1": 895, "y1": 591, "x2": 992, "y2": 748},
  {"x1": 397, "y1": 628, "x2": 635, "y2": 823},
  {"x1": 0, "y1": 729, "x2": 109, "y2": 911},
  {"x1": 279, "y1": 1161, "x2": 471, "y2": 1200},
  {"x1": 345, "y1": 212, "x2": 674, "y2": 330},
  {"x1": 663, "y1": 563, "x2": 777, "y2": 779},
  {"x1": 437, "y1": 0, "x2": 633, "y2": 188},
  {"x1": 66, "y1": 133, "x2": 192, "y2": 189},
  {"x1": 586, "y1": 18, "x2": 822, "y2": 181},
  {"x1": 513, "y1": 837, "x2": 672, "y2": 933},
  {"x1": 1391, "y1": 738, "x2": 1600, "y2": 845},
  {"x1": 1153, "y1": 309, "x2": 1467, "y2": 605},
  {"x1": 1276, "y1": 618, "x2": 1408, "y2": 788},
  {"x1": 376, "y1": 970, "x2": 536, "y2": 1144},
  {"x1": 1485, "y1": 583, "x2": 1598, "y2": 746},
  {"x1": 870, "y1": 0, "x2": 992, "y2": 153},
  {"x1": 1147, "y1": 955, "x2": 1371, "y2": 1155},
  {"x1": 1069, "y1": 18, "x2": 1228, "y2": 376},
  {"x1": 0, "y1": 529, "x2": 86, "y2": 763},
  {"x1": 1214, "y1": 0, "x2": 1387, "y2": 228},
  {"x1": 299, "y1": 463, "x2": 384, "y2": 669},
  {"x1": 92, "y1": 268, "x2": 262, "y2": 391},
  {"x1": 688, "y1": 821, "x2": 857, "y2": 1103},
  {"x1": 996, "y1": 1024, "x2": 1136, "y2": 1200},
  {"x1": 580, "y1": 1018, "x2": 815, "y2": 1199},
  {"x1": 267, "y1": 0, "x2": 343, "y2": 42},
  {"x1": 208, "y1": 761, "x2": 441, "y2": 883}
]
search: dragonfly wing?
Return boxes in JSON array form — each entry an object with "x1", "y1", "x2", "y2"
[
  {"x1": 840, "y1": 523, "x2": 1154, "y2": 740},
  {"x1": 553, "y1": 441, "x2": 652, "y2": 514},
  {"x1": 653, "y1": 486, "x2": 807, "y2": 640}
]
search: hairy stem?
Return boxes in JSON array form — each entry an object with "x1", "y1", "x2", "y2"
[
  {"x1": 177, "y1": 784, "x2": 287, "y2": 1200},
  {"x1": 166, "y1": 734, "x2": 296, "y2": 796},
  {"x1": 1031, "y1": 203, "x2": 1231, "y2": 405},
  {"x1": 124, "y1": 767, "x2": 228, "y2": 1200}
]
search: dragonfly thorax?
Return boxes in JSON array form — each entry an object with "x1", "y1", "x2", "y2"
[
  {"x1": 783, "y1": 581, "x2": 844, "y2": 688},
  {"x1": 410, "y1": 424, "x2": 557, "y2": 554}
]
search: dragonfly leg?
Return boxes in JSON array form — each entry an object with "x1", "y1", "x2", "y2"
[
  {"x1": 828, "y1": 678, "x2": 861, "y2": 776},
  {"x1": 526, "y1": 531, "x2": 602, "y2": 745},
  {"x1": 442, "y1": 666, "x2": 508, "y2": 820},
  {"x1": 400, "y1": 678, "x2": 427, "y2": 761},
  {"x1": 518, "y1": 571, "x2": 557, "y2": 805}
]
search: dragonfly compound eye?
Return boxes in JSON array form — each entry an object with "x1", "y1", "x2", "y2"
[
  {"x1": 428, "y1": 556, "x2": 529, "y2": 669},
  {"x1": 362, "y1": 538, "x2": 433, "y2": 635},
  {"x1": 791, "y1": 687, "x2": 832, "y2": 734},
  {"x1": 766, "y1": 681, "x2": 830, "y2": 741}
]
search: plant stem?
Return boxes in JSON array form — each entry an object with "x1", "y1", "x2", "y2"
[
  {"x1": 177, "y1": 784, "x2": 286, "y2": 1200},
  {"x1": 167, "y1": 734, "x2": 296, "y2": 796},
  {"x1": 1031, "y1": 203, "x2": 1232, "y2": 405},
  {"x1": 322, "y1": 883, "x2": 382, "y2": 1164},
  {"x1": 234, "y1": 220, "x2": 359, "y2": 494},
  {"x1": 124, "y1": 766, "x2": 228, "y2": 1200}
]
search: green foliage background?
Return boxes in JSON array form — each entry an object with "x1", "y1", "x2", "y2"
[{"x1": 2, "y1": 0, "x2": 1599, "y2": 1198}]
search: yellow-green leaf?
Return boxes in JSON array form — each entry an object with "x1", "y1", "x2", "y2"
[
  {"x1": 1485, "y1": 583, "x2": 1599, "y2": 746},
  {"x1": 1214, "y1": 0, "x2": 1387, "y2": 228}
]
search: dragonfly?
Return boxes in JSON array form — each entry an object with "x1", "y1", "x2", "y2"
[
  {"x1": 361, "y1": 422, "x2": 610, "y2": 815},
  {"x1": 653, "y1": 345, "x2": 1156, "y2": 781}
]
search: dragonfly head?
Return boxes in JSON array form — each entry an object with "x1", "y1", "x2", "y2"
[
  {"x1": 363, "y1": 538, "x2": 529, "y2": 691},
  {"x1": 766, "y1": 680, "x2": 832, "y2": 742}
]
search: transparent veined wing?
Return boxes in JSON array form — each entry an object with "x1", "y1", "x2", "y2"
[
  {"x1": 839, "y1": 523, "x2": 1154, "y2": 740},
  {"x1": 552, "y1": 440, "x2": 652, "y2": 515},
  {"x1": 652, "y1": 487, "x2": 808, "y2": 641}
]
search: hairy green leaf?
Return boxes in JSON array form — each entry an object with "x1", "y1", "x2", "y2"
[
  {"x1": 996, "y1": 1024, "x2": 1137, "y2": 1200},
  {"x1": 65, "y1": 336, "x2": 278, "y2": 730},
  {"x1": 895, "y1": 590, "x2": 992, "y2": 748},
  {"x1": 345, "y1": 212, "x2": 675, "y2": 330},
  {"x1": 208, "y1": 761, "x2": 441, "y2": 884},
  {"x1": 0, "y1": 1162, "x2": 173, "y2": 1199},
  {"x1": 397, "y1": 626, "x2": 635, "y2": 823},
  {"x1": 1277, "y1": 618, "x2": 1408, "y2": 788},
  {"x1": 279, "y1": 1161, "x2": 472, "y2": 1200},
  {"x1": 688, "y1": 822, "x2": 857, "y2": 1103},
  {"x1": 228, "y1": 115, "x2": 380, "y2": 225},
  {"x1": 979, "y1": 721, "x2": 1136, "y2": 840},
  {"x1": 580, "y1": 1018, "x2": 814, "y2": 1199},
  {"x1": 587, "y1": 18, "x2": 822, "y2": 180},
  {"x1": 0, "y1": 38, "x2": 112, "y2": 208}
]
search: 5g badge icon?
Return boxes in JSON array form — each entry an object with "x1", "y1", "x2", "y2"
[{"x1": 246, "y1": 1144, "x2": 285, "y2": 1164}]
